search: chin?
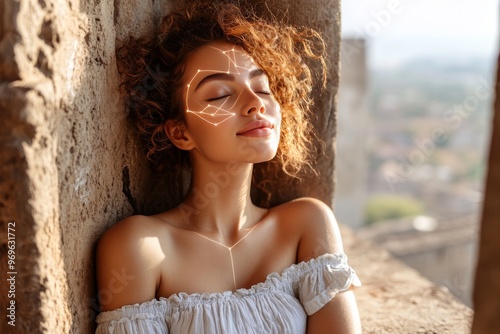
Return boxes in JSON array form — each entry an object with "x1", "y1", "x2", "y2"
[
  {"x1": 251, "y1": 149, "x2": 278, "y2": 164},
  {"x1": 234, "y1": 137, "x2": 280, "y2": 164}
]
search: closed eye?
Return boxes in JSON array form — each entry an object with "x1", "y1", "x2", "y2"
[
  {"x1": 206, "y1": 95, "x2": 230, "y2": 102},
  {"x1": 256, "y1": 91, "x2": 271, "y2": 95}
]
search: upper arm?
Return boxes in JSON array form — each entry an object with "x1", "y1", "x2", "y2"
[
  {"x1": 96, "y1": 216, "x2": 161, "y2": 311},
  {"x1": 307, "y1": 291, "x2": 362, "y2": 334},
  {"x1": 292, "y1": 198, "x2": 362, "y2": 333}
]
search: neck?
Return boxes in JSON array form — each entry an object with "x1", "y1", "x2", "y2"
[{"x1": 179, "y1": 159, "x2": 263, "y2": 237}]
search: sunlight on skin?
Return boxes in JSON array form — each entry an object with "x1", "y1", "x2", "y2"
[{"x1": 185, "y1": 46, "x2": 256, "y2": 126}]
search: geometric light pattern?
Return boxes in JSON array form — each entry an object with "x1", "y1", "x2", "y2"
[{"x1": 185, "y1": 46, "x2": 253, "y2": 126}]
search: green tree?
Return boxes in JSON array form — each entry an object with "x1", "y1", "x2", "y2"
[{"x1": 364, "y1": 195, "x2": 424, "y2": 225}]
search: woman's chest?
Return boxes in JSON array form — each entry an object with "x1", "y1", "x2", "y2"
[{"x1": 155, "y1": 219, "x2": 300, "y2": 297}]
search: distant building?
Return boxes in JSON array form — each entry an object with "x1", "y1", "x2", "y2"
[{"x1": 334, "y1": 38, "x2": 370, "y2": 228}]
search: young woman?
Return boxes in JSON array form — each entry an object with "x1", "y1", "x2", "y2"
[{"x1": 95, "y1": 2, "x2": 361, "y2": 333}]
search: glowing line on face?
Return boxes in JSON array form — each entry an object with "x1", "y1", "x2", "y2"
[{"x1": 185, "y1": 46, "x2": 259, "y2": 126}]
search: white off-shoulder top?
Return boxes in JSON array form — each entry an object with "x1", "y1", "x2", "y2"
[{"x1": 95, "y1": 253, "x2": 361, "y2": 334}]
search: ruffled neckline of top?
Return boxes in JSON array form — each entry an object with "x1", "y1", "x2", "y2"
[{"x1": 96, "y1": 253, "x2": 350, "y2": 321}]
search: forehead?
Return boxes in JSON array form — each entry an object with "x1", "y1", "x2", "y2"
[{"x1": 184, "y1": 42, "x2": 258, "y2": 78}]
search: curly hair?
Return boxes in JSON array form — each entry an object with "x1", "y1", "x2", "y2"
[{"x1": 117, "y1": 0, "x2": 326, "y2": 179}]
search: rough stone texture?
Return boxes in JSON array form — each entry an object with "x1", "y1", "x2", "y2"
[
  {"x1": 0, "y1": 0, "x2": 177, "y2": 333},
  {"x1": 358, "y1": 215, "x2": 478, "y2": 307},
  {"x1": 472, "y1": 54, "x2": 500, "y2": 333},
  {"x1": 342, "y1": 226, "x2": 473, "y2": 333}
]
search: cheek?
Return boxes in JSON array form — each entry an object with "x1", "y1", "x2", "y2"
[
  {"x1": 267, "y1": 100, "x2": 282, "y2": 122},
  {"x1": 185, "y1": 99, "x2": 237, "y2": 128},
  {"x1": 185, "y1": 114, "x2": 232, "y2": 148},
  {"x1": 186, "y1": 116, "x2": 215, "y2": 137}
]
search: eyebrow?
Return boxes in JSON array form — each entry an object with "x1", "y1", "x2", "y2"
[{"x1": 194, "y1": 68, "x2": 266, "y2": 91}]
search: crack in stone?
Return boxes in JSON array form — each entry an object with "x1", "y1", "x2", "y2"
[{"x1": 121, "y1": 166, "x2": 137, "y2": 213}]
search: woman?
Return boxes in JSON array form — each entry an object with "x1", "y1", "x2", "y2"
[{"x1": 95, "y1": 1, "x2": 361, "y2": 333}]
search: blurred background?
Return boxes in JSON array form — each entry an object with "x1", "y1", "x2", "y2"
[{"x1": 335, "y1": 0, "x2": 498, "y2": 307}]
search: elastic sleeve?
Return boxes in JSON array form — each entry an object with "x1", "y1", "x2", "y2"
[
  {"x1": 298, "y1": 253, "x2": 361, "y2": 315},
  {"x1": 95, "y1": 302, "x2": 169, "y2": 334}
]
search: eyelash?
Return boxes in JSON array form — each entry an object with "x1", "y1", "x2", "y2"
[
  {"x1": 206, "y1": 91, "x2": 271, "y2": 102},
  {"x1": 206, "y1": 95, "x2": 230, "y2": 102}
]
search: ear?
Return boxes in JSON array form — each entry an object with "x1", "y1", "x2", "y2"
[{"x1": 164, "y1": 120, "x2": 195, "y2": 151}]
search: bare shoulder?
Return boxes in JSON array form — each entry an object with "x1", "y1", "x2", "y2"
[
  {"x1": 274, "y1": 197, "x2": 344, "y2": 262},
  {"x1": 276, "y1": 199, "x2": 361, "y2": 332},
  {"x1": 96, "y1": 215, "x2": 164, "y2": 311}
]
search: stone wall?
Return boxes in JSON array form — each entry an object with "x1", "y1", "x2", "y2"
[
  {"x1": 0, "y1": 0, "x2": 179, "y2": 332},
  {"x1": 472, "y1": 54, "x2": 500, "y2": 333},
  {"x1": 0, "y1": 0, "x2": 340, "y2": 333},
  {"x1": 343, "y1": 226, "x2": 473, "y2": 333},
  {"x1": 358, "y1": 215, "x2": 478, "y2": 307}
]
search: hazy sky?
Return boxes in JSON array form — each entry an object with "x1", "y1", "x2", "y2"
[{"x1": 342, "y1": 0, "x2": 499, "y2": 68}]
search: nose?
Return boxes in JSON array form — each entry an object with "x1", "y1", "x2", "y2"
[{"x1": 242, "y1": 88, "x2": 266, "y2": 116}]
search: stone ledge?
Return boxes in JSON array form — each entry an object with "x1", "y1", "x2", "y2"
[{"x1": 340, "y1": 225, "x2": 473, "y2": 333}]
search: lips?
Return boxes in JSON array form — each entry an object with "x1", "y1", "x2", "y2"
[{"x1": 237, "y1": 120, "x2": 274, "y2": 136}]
